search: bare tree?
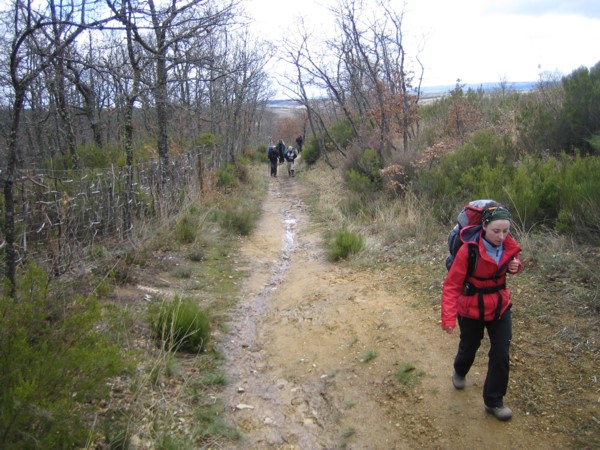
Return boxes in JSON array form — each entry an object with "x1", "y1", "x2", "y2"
[
  {"x1": 107, "y1": 0, "x2": 237, "y2": 183},
  {"x1": 283, "y1": 0, "x2": 424, "y2": 161},
  {"x1": 1, "y1": 0, "x2": 114, "y2": 293},
  {"x1": 64, "y1": 32, "x2": 107, "y2": 150}
]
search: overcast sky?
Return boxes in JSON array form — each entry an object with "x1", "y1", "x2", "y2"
[{"x1": 245, "y1": 0, "x2": 600, "y2": 90}]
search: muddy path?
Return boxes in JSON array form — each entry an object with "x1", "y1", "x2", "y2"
[{"x1": 217, "y1": 169, "x2": 569, "y2": 449}]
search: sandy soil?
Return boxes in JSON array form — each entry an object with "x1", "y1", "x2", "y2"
[{"x1": 215, "y1": 163, "x2": 571, "y2": 449}]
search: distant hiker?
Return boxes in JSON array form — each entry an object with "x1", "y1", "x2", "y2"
[
  {"x1": 276, "y1": 140, "x2": 286, "y2": 164},
  {"x1": 285, "y1": 146, "x2": 298, "y2": 176},
  {"x1": 295, "y1": 135, "x2": 304, "y2": 152},
  {"x1": 441, "y1": 203, "x2": 522, "y2": 422},
  {"x1": 268, "y1": 145, "x2": 279, "y2": 177}
]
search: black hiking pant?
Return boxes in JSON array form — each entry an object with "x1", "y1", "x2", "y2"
[
  {"x1": 454, "y1": 307, "x2": 512, "y2": 408},
  {"x1": 269, "y1": 159, "x2": 278, "y2": 176}
]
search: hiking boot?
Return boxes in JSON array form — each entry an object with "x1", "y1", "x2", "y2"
[
  {"x1": 485, "y1": 405, "x2": 513, "y2": 421},
  {"x1": 452, "y1": 371, "x2": 466, "y2": 390}
]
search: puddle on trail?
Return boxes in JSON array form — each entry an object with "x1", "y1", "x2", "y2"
[{"x1": 219, "y1": 177, "x2": 302, "y2": 356}]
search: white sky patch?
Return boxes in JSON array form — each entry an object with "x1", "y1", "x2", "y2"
[{"x1": 245, "y1": 0, "x2": 600, "y2": 91}]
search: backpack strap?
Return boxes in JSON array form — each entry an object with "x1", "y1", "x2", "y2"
[
  {"x1": 466, "y1": 245, "x2": 478, "y2": 278},
  {"x1": 463, "y1": 246, "x2": 510, "y2": 322},
  {"x1": 463, "y1": 282, "x2": 507, "y2": 321}
]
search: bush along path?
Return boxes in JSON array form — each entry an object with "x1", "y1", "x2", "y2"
[{"x1": 216, "y1": 173, "x2": 571, "y2": 449}]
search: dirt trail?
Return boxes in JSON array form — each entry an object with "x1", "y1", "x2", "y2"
[{"x1": 218, "y1": 168, "x2": 569, "y2": 449}]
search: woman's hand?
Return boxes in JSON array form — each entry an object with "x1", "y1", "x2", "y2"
[
  {"x1": 508, "y1": 258, "x2": 519, "y2": 274},
  {"x1": 442, "y1": 326, "x2": 455, "y2": 334}
]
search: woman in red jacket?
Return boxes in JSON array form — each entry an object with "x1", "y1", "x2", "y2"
[{"x1": 441, "y1": 205, "x2": 522, "y2": 421}]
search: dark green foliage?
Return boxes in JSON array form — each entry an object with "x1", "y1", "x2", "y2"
[
  {"x1": 415, "y1": 129, "x2": 600, "y2": 238},
  {"x1": 554, "y1": 154, "x2": 600, "y2": 238},
  {"x1": 254, "y1": 144, "x2": 269, "y2": 163},
  {"x1": 0, "y1": 265, "x2": 124, "y2": 448},
  {"x1": 503, "y1": 155, "x2": 561, "y2": 227},
  {"x1": 516, "y1": 61, "x2": 600, "y2": 155},
  {"x1": 345, "y1": 148, "x2": 383, "y2": 193},
  {"x1": 44, "y1": 143, "x2": 126, "y2": 170},
  {"x1": 414, "y1": 130, "x2": 517, "y2": 219},
  {"x1": 175, "y1": 214, "x2": 199, "y2": 244},
  {"x1": 196, "y1": 132, "x2": 215, "y2": 149},
  {"x1": 217, "y1": 160, "x2": 251, "y2": 189},
  {"x1": 329, "y1": 119, "x2": 357, "y2": 148},
  {"x1": 327, "y1": 229, "x2": 365, "y2": 261},
  {"x1": 216, "y1": 164, "x2": 239, "y2": 189},
  {"x1": 516, "y1": 91, "x2": 563, "y2": 154},
  {"x1": 302, "y1": 139, "x2": 321, "y2": 165},
  {"x1": 561, "y1": 62, "x2": 600, "y2": 153},
  {"x1": 302, "y1": 120, "x2": 359, "y2": 166},
  {"x1": 149, "y1": 296, "x2": 211, "y2": 353}
]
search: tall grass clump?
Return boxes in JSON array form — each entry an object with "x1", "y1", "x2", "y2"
[
  {"x1": 219, "y1": 198, "x2": 260, "y2": 236},
  {"x1": 0, "y1": 265, "x2": 124, "y2": 448},
  {"x1": 174, "y1": 213, "x2": 199, "y2": 244},
  {"x1": 216, "y1": 163, "x2": 239, "y2": 189},
  {"x1": 328, "y1": 228, "x2": 365, "y2": 261},
  {"x1": 149, "y1": 296, "x2": 210, "y2": 353}
]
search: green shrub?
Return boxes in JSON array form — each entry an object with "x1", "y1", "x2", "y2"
[
  {"x1": 302, "y1": 140, "x2": 321, "y2": 165},
  {"x1": 254, "y1": 144, "x2": 269, "y2": 163},
  {"x1": 414, "y1": 131, "x2": 518, "y2": 220},
  {"x1": 196, "y1": 132, "x2": 215, "y2": 149},
  {"x1": 149, "y1": 296, "x2": 211, "y2": 353},
  {"x1": 346, "y1": 169, "x2": 374, "y2": 193},
  {"x1": 345, "y1": 148, "x2": 383, "y2": 193},
  {"x1": 175, "y1": 214, "x2": 198, "y2": 244},
  {"x1": 555, "y1": 154, "x2": 600, "y2": 238},
  {"x1": 503, "y1": 155, "x2": 561, "y2": 228},
  {"x1": 328, "y1": 228, "x2": 364, "y2": 261},
  {"x1": 329, "y1": 119, "x2": 357, "y2": 148},
  {"x1": 219, "y1": 200, "x2": 259, "y2": 236},
  {"x1": 216, "y1": 164, "x2": 238, "y2": 189},
  {"x1": 413, "y1": 128, "x2": 600, "y2": 238},
  {"x1": 0, "y1": 265, "x2": 124, "y2": 448}
]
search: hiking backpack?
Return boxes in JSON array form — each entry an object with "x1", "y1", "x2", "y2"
[
  {"x1": 285, "y1": 148, "x2": 297, "y2": 161},
  {"x1": 268, "y1": 146, "x2": 278, "y2": 160},
  {"x1": 445, "y1": 199, "x2": 498, "y2": 273}
]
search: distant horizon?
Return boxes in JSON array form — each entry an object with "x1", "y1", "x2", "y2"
[
  {"x1": 268, "y1": 80, "x2": 538, "y2": 103},
  {"x1": 418, "y1": 80, "x2": 537, "y2": 93}
]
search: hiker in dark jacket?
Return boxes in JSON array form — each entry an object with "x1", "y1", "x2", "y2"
[
  {"x1": 276, "y1": 140, "x2": 286, "y2": 163},
  {"x1": 441, "y1": 205, "x2": 522, "y2": 422},
  {"x1": 295, "y1": 135, "x2": 303, "y2": 152},
  {"x1": 268, "y1": 145, "x2": 279, "y2": 177}
]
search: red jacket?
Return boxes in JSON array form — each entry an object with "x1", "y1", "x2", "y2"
[{"x1": 441, "y1": 226, "x2": 522, "y2": 328}]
